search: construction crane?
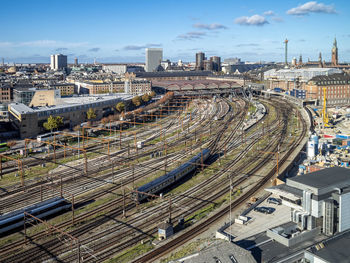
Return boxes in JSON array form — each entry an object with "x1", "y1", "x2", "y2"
[{"x1": 322, "y1": 87, "x2": 332, "y2": 128}]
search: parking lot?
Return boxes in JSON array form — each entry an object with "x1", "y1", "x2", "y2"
[{"x1": 225, "y1": 195, "x2": 291, "y2": 242}]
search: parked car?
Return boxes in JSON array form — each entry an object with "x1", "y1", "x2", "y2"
[
  {"x1": 267, "y1": 197, "x2": 282, "y2": 205},
  {"x1": 254, "y1": 206, "x2": 274, "y2": 214}
]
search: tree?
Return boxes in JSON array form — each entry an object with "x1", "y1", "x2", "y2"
[
  {"x1": 142, "y1": 94, "x2": 151, "y2": 103},
  {"x1": 116, "y1": 102, "x2": 125, "y2": 113},
  {"x1": 132, "y1": 96, "x2": 142, "y2": 107},
  {"x1": 43, "y1": 115, "x2": 63, "y2": 133},
  {"x1": 101, "y1": 117, "x2": 109, "y2": 125},
  {"x1": 86, "y1": 108, "x2": 96, "y2": 120},
  {"x1": 150, "y1": 91, "x2": 156, "y2": 97}
]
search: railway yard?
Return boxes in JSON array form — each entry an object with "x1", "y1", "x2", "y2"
[{"x1": 0, "y1": 92, "x2": 309, "y2": 262}]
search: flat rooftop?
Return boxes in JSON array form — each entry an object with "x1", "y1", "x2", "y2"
[
  {"x1": 307, "y1": 230, "x2": 350, "y2": 263},
  {"x1": 287, "y1": 167, "x2": 350, "y2": 194},
  {"x1": 9, "y1": 93, "x2": 134, "y2": 115}
]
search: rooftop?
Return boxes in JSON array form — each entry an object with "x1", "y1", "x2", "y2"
[
  {"x1": 287, "y1": 167, "x2": 350, "y2": 192},
  {"x1": 9, "y1": 93, "x2": 134, "y2": 115},
  {"x1": 135, "y1": 71, "x2": 212, "y2": 78},
  {"x1": 181, "y1": 240, "x2": 256, "y2": 263},
  {"x1": 306, "y1": 230, "x2": 350, "y2": 263}
]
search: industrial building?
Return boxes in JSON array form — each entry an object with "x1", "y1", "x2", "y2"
[
  {"x1": 267, "y1": 167, "x2": 350, "y2": 240},
  {"x1": 145, "y1": 48, "x2": 163, "y2": 72},
  {"x1": 50, "y1": 54, "x2": 67, "y2": 71},
  {"x1": 8, "y1": 94, "x2": 133, "y2": 139}
]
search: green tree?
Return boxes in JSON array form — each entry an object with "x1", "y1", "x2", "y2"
[
  {"x1": 116, "y1": 102, "x2": 125, "y2": 113},
  {"x1": 43, "y1": 115, "x2": 63, "y2": 133},
  {"x1": 86, "y1": 108, "x2": 96, "y2": 120},
  {"x1": 132, "y1": 96, "x2": 142, "y2": 107},
  {"x1": 142, "y1": 94, "x2": 151, "y2": 103}
]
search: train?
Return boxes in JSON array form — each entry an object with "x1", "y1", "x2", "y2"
[
  {"x1": 0, "y1": 197, "x2": 71, "y2": 235},
  {"x1": 133, "y1": 148, "x2": 211, "y2": 202}
]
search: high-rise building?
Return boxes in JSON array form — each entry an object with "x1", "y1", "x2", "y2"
[
  {"x1": 332, "y1": 37, "x2": 338, "y2": 66},
  {"x1": 210, "y1": 56, "x2": 221, "y2": 72},
  {"x1": 50, "y1": 54, "x2": 67, "y2": 71},
  {"x1": 196, "y1": 52, "x2": 205, "y2": 70},
  {"x1": 74, "y1": 57, "x2": 78, "y2": 66},
  {"x1": 203, "y1": 60, "x2": 213, "y2": 71},
  {"x1": 145, "y1": 48, "x2": 163, "y2": 72}
]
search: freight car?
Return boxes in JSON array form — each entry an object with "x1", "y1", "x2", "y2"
[
  {"x1": 133, "y1": 149, "x2": 210, "y2": 202},
  {"x1": 0, "y1": 197, "x2": 71, "y2": 235}
]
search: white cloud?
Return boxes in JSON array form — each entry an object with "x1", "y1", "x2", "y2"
[
  {"x1": 287, "y1": 1, "x2": 336, "y2": 15},
  {"x1": 235, "y1": 15, "x2": 269, "y2": 26},
  {"x1": 263, "y1": 10, "x2": 275, "y2": 16},
  {"x1": 176, "y1": 31, "x2": 207, "y2": 40},
  {"x1": 193, "y1": 23, "x2": 228, "y2": 30}
]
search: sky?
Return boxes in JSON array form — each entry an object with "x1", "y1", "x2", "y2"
[{"x1": 1, "y1": 0, "x2": 350, "y2": 64}]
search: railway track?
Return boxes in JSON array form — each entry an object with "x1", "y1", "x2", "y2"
[{"x1": 0, "y1": 97, "x2": 278, "y2": 263}]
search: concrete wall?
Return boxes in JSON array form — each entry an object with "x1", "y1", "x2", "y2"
[
  {"x1": 267, "y1": 227, "x2": 320, "y2": 247},
  {"x1": 339, "y1": 192, "x2": 350, "y2": 232}
]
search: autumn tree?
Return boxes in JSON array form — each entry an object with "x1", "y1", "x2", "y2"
[
  {"x1": 150, "y1": 91, "x2": 156, "y2": 97},
  {"x1": 142, "y1": 94, "x2": 151, "y2": 103},
  {"x1": 132, "y1": 96, "x2": 142, "y2": 107},
  {"x1": 43, "y1": 115, "x2": 63, "y2": 133},
  {"x1": 116, "y1": 102, "x2": 125, "y2": 113},
  {"x1": 86, "y1": 108, "x2": 96, "y2": 120}
]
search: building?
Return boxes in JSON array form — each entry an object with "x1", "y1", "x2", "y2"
[
  {"x1": 102, "y1": 64, "x2": 144, "y2": 74},
  {"x1": 203, "y1": 60, "x2": 213, "y2": 71},
  {"x1": 8, "y1": 94, "x2": 133, "y2": 139},
  {"x1": 264, "y1": 68, "x2": 343, "y2": 91},
  {"x1": 124, "y1": 80, "x2": 151, "y2": 95},
  {"x1": 50, "y1": 54, "x2": 68, "y2": 71},
  {"x1": 210, "y1": 56, "x2": 221, "y2": 72},
  {"x1": 13, "y1": 87, "x2": 36, "y2": 105},
  {"x1": 49, "y1": 83, "x2": 75, "y2": 96},
  {"x1": 145, "y1": 48, "x2": 163, "y2": 72},
  {"x1": 79, "y1": 80, "x2": 151, "y2": 95},
  {"x1": 0, "y1": 84, "x2": 12, "y2": 103},
  {"x1": 74, "y1": 57, "x2": 78, "y2": 66},
  {"x1": 267, "y1": 167, "x2": 350, "y2": 238},
  {"x1": 180, "y1": 240, "x2": 256, "y2": 263},
  {"x1": 195, "y1": 52, "x2": 205, "y2": 70},
  {"x1": 332, "y1": 37, "x2": 338, "y2": 66},
  {"x1": 29, "y1": 89, "x2": 61, "y2": 107},
  {"x1": 305, "y1": 73, "x2": 350, "y2": 106}
]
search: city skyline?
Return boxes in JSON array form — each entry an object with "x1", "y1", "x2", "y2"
[{"x1": 1, "y1": 0, "x2": 350, "y2": 63}]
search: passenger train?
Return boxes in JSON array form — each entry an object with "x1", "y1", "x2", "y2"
[
  {"x1": 0, "y1": 197, "x2": 71, "y2": 235},
  {"x1": 133, "y1": 148, "x2": 211, "y2": 202}
]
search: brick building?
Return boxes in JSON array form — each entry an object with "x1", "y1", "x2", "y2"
[{"x1": 305, "y1": 73, "x2": 350, "y2": 106}]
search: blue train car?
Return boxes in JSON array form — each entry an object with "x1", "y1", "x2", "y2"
[
  {"x1": 134, "y1": 149, "x2": 210, "y2": 202},
  {"x1": 0, "y1": 197, "x2": 71, "y2": 235}
]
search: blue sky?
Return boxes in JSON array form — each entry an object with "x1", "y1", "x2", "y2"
[{"x1": 1, "y1": 0, "x2": 349, "y2": 63}]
